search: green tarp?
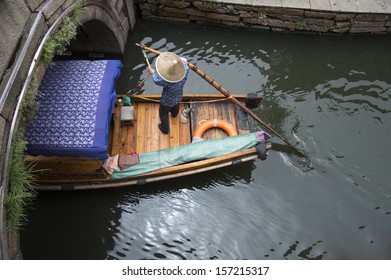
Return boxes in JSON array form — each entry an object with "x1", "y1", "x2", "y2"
[{"x1": 111, "y1": 132, "x2": 259, "y2": 179}]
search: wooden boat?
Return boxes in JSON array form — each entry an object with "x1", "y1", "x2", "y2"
[
  {"x1": 22, "y1": 57, "x2": 272, "y2": 191},
  {"x1": 25, "y1": 92, "x2": 270, "y2": 191}
]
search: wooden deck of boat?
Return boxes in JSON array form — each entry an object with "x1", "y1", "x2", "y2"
[
  {"x1": 25, "y1": 94, "x2": 256, "y2": 185},
  {"x1": 111, "y1": 94, "x2": 249, "y2": 155}
]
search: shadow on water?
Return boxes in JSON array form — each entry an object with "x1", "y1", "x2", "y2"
[{"x1": 21, "y1": 161, "x2": 257, "y2": 260}]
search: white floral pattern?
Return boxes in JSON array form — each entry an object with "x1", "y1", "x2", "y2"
[{"x1": 25, "y1": 59, "x2": 124, "y2": 160}]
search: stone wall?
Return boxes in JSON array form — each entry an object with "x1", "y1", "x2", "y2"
[{"x1": 135, "y1": 0, "x2": 391, "y2": 34}]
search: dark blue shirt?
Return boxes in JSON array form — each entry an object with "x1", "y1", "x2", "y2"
[{"x1": 151, "y1": 59, "x2": 189, "y2": 107}]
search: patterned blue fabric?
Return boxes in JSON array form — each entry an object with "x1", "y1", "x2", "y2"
[
  {"x1": 26, "y1": 60, "x2": 122, "y2": 159},
  {"x1": 151, "y1": 59, "x2": 189, "y2": 107}
]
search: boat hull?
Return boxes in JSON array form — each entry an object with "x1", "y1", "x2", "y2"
[{"x1": 25, "y1": 94, "x2": 267, "y2": 190}]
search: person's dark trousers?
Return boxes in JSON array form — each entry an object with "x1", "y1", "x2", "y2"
[{"x1": 159, "y1": 103, "x2": 180, "y2": 134}]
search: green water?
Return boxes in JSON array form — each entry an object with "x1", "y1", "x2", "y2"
[{"x1": 21, "y1": 20, "x2": 391, "y2": 260}]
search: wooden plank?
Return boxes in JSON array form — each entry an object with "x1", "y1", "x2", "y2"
[
  {"x1": 169, "y1": 109, "x2": 180, "y2": 148},
  {"x1": 136, "y1": 103, "x2": 146, "y2": 154},
  {"x1": 179, "y1": 103, "x2": 191, "y2": 145},
  {"x1": 149, "y1": 103, "x2": 161, "y2": 152},
  {"x1": 143, "y1": 103, "x2": 153, "y2": 153},
  {"x1": 211, "y1": 102, "x2": 224, "y2": 140},
  {"x1": 119, "y1": 117, "x2": 128, "y2": 155},
  {"x1": 125, "y1": 124, "x2": 135, "y2": 154},
  {"x1": 111, "y1": 104, "x2": 121, "y2": 155},
  {"x1": 124, "y1": 103, "x2": 137, "y2": 154},
  {"x1": 237, "y1": 101, "x2": 250, "y2": 134},
  {"x1": 25, "y1": 156, "x2": 108, "y2": 183}
]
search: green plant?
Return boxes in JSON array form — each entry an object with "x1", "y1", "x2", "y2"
[
  {"x1": 202, "y1": 1, "x2": 222, "y2": 9},
  {"x1": 258, "y1": 12, "x2": 268, "y2": 21},
  {"x1": 296, "y1": 18, "x2": 307, "y2": 28},
  {"x1": 41, "y1": 0, "x2": 84, "y2": 63},
  {"x1": 4, "y1": 131, "x2": 37, "y2": 233},
  {"x1": 21, "y1": 68, "x2": 40, "y2": 123},
  {"x1": 4, "y1": 0, "x2": 85, "y2": 233}
]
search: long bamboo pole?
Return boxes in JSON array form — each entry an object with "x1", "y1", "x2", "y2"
[{"x1": 136, "y1": 43, "x2": 309, "y2": 160}]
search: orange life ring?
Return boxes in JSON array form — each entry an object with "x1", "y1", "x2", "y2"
[{"x1": 193, "y1": 119, "x2": 238, "y2": 140}]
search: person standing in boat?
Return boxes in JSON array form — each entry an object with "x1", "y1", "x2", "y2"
[{"x1": 148, "y1": 52, "x2": 189, "y2": 134}]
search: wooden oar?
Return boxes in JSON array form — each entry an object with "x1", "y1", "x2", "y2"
[
  {"x1": 136, "y1": 43, "x2": 309, "y2": 160},
  {"x1": 141, "y1": 49, "x2": 151, "y2": 68}
]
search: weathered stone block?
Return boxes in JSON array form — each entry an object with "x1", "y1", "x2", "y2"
[
  {"x1": 355, "y1": 14, "x2": 389, "y2": 22},
  {"x1": 121, "y1": 15, "x2": 130, "y2": 35},
  {"x1": 304, "y1": 24, "x2": 329, "y2": 32},
  {"x1": 268, "y1": 13, "x2": 302, "y2": 22},
  {"x1": 47, "y1": 6, "x2": 63, "y2": 26},
  {"x1": 304, "y1": 11, "x2": 335, "y2": 19},
  {"x1": 335, "y1": 13, "x2": 354, "y2": 21},
  {"x1": 332, "y1": 27, "x2": 349, "y2": 33},
  {"x1": 193, "y1": 1, "x2": 230, "y2": 14},
  {"x1": 271, "y1": 27, "x2": 286, "y2": 32},
  {"x1": 0, "y1": 116, "x2": 8, "y2": 184},
  {"x1": 268, "y1": 18, "x2": 296, "y2": 30},
  {"x1": 42, "y1": 0, "x2": 63, "y2": 20},
  {"x1": 234, "y1": 4, "x2": 258, "y2": 12},
  {"x1": 1, "y1": 14, "x2": 47, "y2": 121},
  {"x1": 159, "y1": 0, "x2": 191, "y2": 9},
  {"x1": 242, "y1": 17, "x2": 268, "y2": 26},
  {"x1": 238, "y1": 11, "x2": 251, "y2": 18},
  {"x1": 0, "y1": 0, "x2": 31, "y2": 83},
  {"x1": 334, "y1": 21, "x2": 350, "y2": 29},
  {"x1": 221, "y1": 21, "x2": 245, "y2": 28},
  {"x1": 160, "y1": 9, "x2": 188, "y2": 19},
  {"x1": 307, "y1": 18, "x2": 335, "y2": 27},
  {"x1": 186, "y1": 8, "x2": 206, "y2": 17},
  {"x1": 352, "y1": 21, "x2": 386, "y2": 28},
  {"x1": 265, "y1": 8, "x2": 304, "y2": 16},
  {"x1": 163, "y1": 7, "x2": 205, "y2": 17},
  {"x1": 206, "y1": 12, "x2": 240, "y2": 22},
  {"x1": 62, "y1": 0, "x2": 75, "y2": 12},
  {"x1": 0, "y1": 116, "x2": 6, "y2": 155},
  {"x1": 26, "y1": 0, "x2": 45, "y2": 11},
  {"x1": 349, "y1": 27, "x2": 387, "y2": 33}
]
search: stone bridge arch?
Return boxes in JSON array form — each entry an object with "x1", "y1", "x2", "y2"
[
  {"x1": 0, "y1": 0, "x2": 135, "y2": 260},
  {"x1": 70, "y1": 1, "x2": 130, "y2": 55}
]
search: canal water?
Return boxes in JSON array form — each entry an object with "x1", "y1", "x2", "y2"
[{"x1": 21, "y1": 20, "x2": 391, "y2": 260}]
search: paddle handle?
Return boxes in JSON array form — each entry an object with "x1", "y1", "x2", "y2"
[{"x1": 141, "y1": 49, "x2": 151, "y2": 68}]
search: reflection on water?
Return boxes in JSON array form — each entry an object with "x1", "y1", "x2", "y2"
[{"x1": 21, "y1": 20, "x2": 391, "y2": 260}]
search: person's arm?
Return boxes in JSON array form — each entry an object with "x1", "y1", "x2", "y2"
[
  {"x1": 181, "y1": 57, "x2": 189, "y2": 77},
  {"x1": 148, "y1": 66, "x2": 165, "y2": 86}
]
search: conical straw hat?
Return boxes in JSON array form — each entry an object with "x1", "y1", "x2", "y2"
[{"x1": 155, "y1": 52, "x2": 185, "y2": 83}]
